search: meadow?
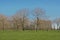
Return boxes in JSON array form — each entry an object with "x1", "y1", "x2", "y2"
[{"x1": 0, "y1": 30, "x2": 60, "y2": 40}]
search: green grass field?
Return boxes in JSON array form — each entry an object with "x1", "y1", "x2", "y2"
[{"x1": 0, "y1": 30, "x2": 60, "y2": 40}]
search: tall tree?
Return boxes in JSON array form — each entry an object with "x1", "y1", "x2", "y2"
[
  {"x1": 13, "y1": 8, "x2": 29, "y2": 31},
  {"x1": 32, "y1": 8, "x2": 45, "y2": 31}
]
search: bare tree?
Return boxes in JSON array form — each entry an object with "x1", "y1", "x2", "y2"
[
  {"x1": 54, "y1": 18, "x2": 60, "y2": 30},
  {"x1": 0, "y1": 14, "x2": 7, "y2": 31},
  {"x1": 12, "y1": 15, "x2": 20, "y2": 30},
  {"x1": 32, "y1": 8, "x2": 45, "y2": 31},
  {"x1": 13, "y1": 8, "x2": 29, "y2": 31},
  {"x1": 53, "y1": 20, "x2": 56, "y2": 30}
]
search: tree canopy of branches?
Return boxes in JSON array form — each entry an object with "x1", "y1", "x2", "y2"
[
  {"x1": 32, "y1": 8, "x2": 46, "y2": 31},
  {"x1": 0, "y1": 8, "x2": 52, "y2": 31},
  {"x1": 12, "y1": 8, "x2": 29, "y2": 31}
]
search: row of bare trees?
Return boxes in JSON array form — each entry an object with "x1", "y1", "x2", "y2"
[
  {"x1": 0, "y1": 7, "x2": 57, "y2": 31},
  {"x1": 11, "y1": 8, "x2": 49, "y2": 31}
]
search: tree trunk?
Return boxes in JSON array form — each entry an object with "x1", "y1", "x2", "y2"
[
  {"x1": 36, "y1": 17, "x2": 39, "y2": 32},
  {"x1": 22, "y1": 16, "x2": 25, "y2": 31},
  {"x1": 2, "y1": 20, "x2": 4, "y2": 31}
]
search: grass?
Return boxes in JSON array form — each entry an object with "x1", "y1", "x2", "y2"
[{"x1": 0, "y1": 30, "x2": 60, "y2": 40}]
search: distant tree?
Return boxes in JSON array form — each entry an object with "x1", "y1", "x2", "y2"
[
  {"x1": 12, "y1": 15, "x2": 20, "y2": 30},
  {"x1": 54, "y1": 18, "x2": 60, "y2": 30},
  {"x1": 59, "y1": 26, "x2": 60, "y2": 30},
  {"x1": 52, "y1": 20, "x2": 55, "y2": 30},
  {"x1": 0, "y1": 14, "x2": 7, "y2": 31}
]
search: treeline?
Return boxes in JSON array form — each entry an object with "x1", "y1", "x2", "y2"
[{"x1": 0, "y1": 7, "x2": 59, "y2": 31}]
